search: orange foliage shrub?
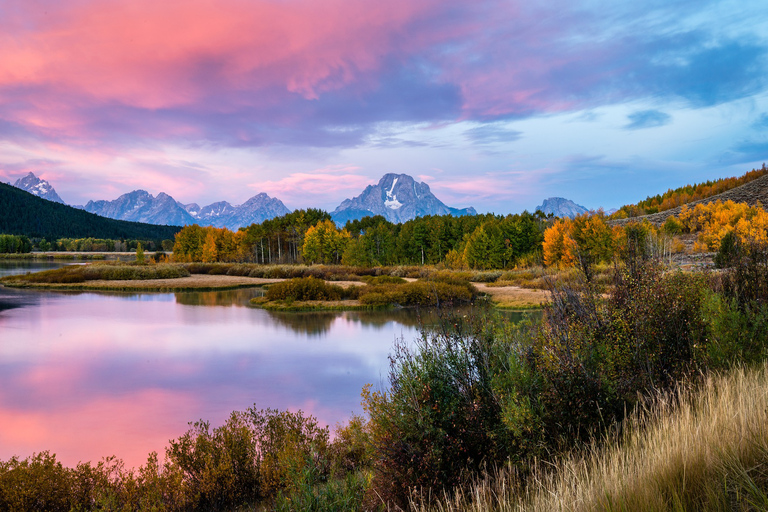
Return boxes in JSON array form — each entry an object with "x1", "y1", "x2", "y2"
[{"x1": 670, "y1": 200, "x2": 768, "y2": 252}]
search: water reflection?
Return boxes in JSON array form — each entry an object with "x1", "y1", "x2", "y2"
[
  {"x1": 0, "y1": 287, "x2": 415, "y2": 468},
  {"x1": 0, "y1": 283, "x2": 538, "y2": 469},
  {"x1": 175, "y1": 288, "x2": 264, "y2": 307},
  {"x1": 0, "y1": 259, "x2": 73, "y2": 277}
]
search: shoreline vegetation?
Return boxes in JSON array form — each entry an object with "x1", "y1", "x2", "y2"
[
  {"x1": 0, "y1": 260, "x2": 550, "y2": 309},
  {"x1": 3, "y1": 245, "x2": 768, "y2": 511}
]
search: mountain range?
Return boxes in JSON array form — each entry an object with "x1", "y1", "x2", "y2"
[
  {"x1": 80, "y1": 190, "x2": 291, "y2": 231},
  {"x1": 11, "y1": 172, "x2": 481, "y2": 228},
  {"x1": 11, "y1": 171, "x2": 590, "y2": 228},
  {"x1": 10, "y1": 173, "x2": 290, "y2": 230},
  {"x1": 0, "y1": 181, "x2": 179, "y2": 241}
]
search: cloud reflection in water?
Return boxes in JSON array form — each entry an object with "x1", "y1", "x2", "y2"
[{"x1": 0, "y1": 288, "x2": 418, "y2": 467}]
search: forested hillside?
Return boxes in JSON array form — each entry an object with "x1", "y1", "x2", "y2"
[
  {"x1": 611, "y1": 164, "x2": 768, "y2": 219},
  {"x1": 0, "y1": 182, "x2": 180, "y2": 241}
]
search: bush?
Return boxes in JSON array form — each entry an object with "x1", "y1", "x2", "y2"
[
  {"x1": 265, "y1": 277, "x2": 345, "y2": 301},
  {"x1": 360, "y1": 275, "x2": 407, "y2": 285},
  {"x1": 363, "y1": 316, "x2": 512, "y2": 508},
  {"x1": 357, "y1": 280, "x2": 478, "y2": 307}
]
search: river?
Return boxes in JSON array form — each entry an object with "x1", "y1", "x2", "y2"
[
  {"x1": 0, "y1": 260, "x2": 514, "y2": 469},
  {"x1": 0, "y1": 260, "x2": 430, "y2": 468}
]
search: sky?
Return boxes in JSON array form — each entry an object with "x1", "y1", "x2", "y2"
[{"x1": 1, "y1": 0, "x2": 768, "y2": 214}]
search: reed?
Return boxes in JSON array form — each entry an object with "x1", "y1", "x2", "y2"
[{"x1": 414, "y1": 363, "x2": 768, "y2": 512}]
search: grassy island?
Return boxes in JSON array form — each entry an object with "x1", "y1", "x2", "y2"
[{"x1": 251, "y1": 274, "x2": 482, "y2": 311}]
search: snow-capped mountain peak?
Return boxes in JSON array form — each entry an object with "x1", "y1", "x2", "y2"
[
  {"x1": 331, "y1": 173, "x2": 476, "y2": 225},
  {"x1": 12, "y1": 172, "x2": 65, "y2": 203}
]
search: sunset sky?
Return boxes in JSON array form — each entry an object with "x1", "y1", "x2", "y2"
[{"x1": 1, "y1": 0, "x2": 767, "y2": 214}]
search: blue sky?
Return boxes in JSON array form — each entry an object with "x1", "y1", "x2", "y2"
[{"x1": 0, "y1": 0, "x2": 767, "y2": 213}]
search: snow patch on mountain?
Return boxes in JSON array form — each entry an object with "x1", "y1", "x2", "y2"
[{"x1": 12, "y1": 172, "x2": 65, "y2": 203}]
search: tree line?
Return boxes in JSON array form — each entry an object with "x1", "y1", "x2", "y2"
[{"x1": 171, "y1": 210, "x2": 550, "y2": 269}]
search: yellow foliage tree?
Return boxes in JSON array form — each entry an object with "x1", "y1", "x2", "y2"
[
  {"x1": 301, "y1": 220, "x2": 351, "y2": 264},
  {"x1": 201, "y1": 230, "x2": 218, "y2": 263},
  {"x1": 543, "y1": 213, "x2": 624, "y2": 267},
  {"x1": 542, "y1": 218, "x2": 572, "y2": 267}
]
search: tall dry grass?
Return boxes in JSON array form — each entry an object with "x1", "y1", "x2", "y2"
[{"x1": 413, "y1": 364, "x2": 768, "y2": 512}]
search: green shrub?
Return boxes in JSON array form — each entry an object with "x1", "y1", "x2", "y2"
[
  {"x1": 363, "y1": 316, "x2": 512, "y2": 508},
  {"x1": 470, "y1": 270, "x2": 503, "y2": 282},
  {"x1": 360, "y1": 275, "x2": 407, "y2": 285},
  {"x1": 357, "y1": 280, "x2": 477, "y2": 307},
  {"x1": 266, "y1": 276, "x2": 345, "y2": 301}
]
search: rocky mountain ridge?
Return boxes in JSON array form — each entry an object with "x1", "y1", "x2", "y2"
[
  {"x1": 535, "y1": 197, "x2": 589, "y2": 219},
  {"x1": 82, "y1": 190, "x2": 291, "y2": 230},
  {"x1": 12, "y1": 172, "x2": 65, "y2": 204},
  {"x1": 331, "y1": 173, "x2": 477, "y2": 225}
]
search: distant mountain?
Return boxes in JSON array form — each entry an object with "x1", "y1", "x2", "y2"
[
  {"x1": 331, "y1": 173, "x2": 476, "y2": 225},
  {"x1": 0, "y1": 182, "x2": 179, "y2": 241},
  {"x1": 12, "y1": 172, "x2": 65, "y2": 204},
  {"x1": 180, "y1": 193, "x2": 290, "y2": 230},
  {"x1": 536, "y1": 197, "x2": 589, "y2": 219},
  {"x1": 83, "y1": 190, "x2": 196, "y2": 226},
  {"x1": 83, "y1": 190, "x2": 290, "y2": 229}
]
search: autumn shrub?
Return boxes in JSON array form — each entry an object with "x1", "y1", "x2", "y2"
[
  {"x1": 82, "y1": 263, "x2": 190, "y2": 280},
  {"x1": 360, "y1": 275, "x2": 407, "y2": 285},
  {"x1": 165, "y1": 413, "x2": 260, "y2": 509},
  {"x1": 705, "y1": 236, "x2": 768, "y2": 368},
  {"x1": 362, "y1": 254, "x2": 715, "y2": 506},
  {"x1": 0, "y1": 452, "x2": 93, "y2": 511},
  {"x1": 470, "y1": 270, "x2": 503, "y2": 282},
  {"x1": 3, "y1": 263, "x2": 190, "y2": 284},
  {"x1": 714, "y1": 235, "x2": 768, "y2": 308},
  {"x1": 357, "y1": 280, "x2": 478, "y2": 307},
  {"x1": 328, "y1": 415, "x2": 374, "y2": 477},
  {"x1": 363, "y1": 316, "x2": 512, "y2": 509},
  {"x1": 11, "y1": 266, "x2": 88, "y2": 283},
  {"x1": 265, "y1": 276, "x2": 345, "y2": 301}
]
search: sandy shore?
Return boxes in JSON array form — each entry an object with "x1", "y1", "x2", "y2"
[{"x1": 473, "y1": 282, "x2": 549, "y2": 308}]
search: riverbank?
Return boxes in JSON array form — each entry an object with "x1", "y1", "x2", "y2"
[
  {"x1": 1, "y1": 261, "x2": 549, "y2": 309},
  {"x1": 0, "y1": 273, "x2": 283, "y2": 292}
]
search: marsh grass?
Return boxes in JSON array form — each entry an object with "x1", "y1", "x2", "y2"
[
  {"x1": 413, "y1": 363, "x2": 768, "y2": 512},
  {"x1": 488, "y1": 264, "x2": 614, "y2": 290},
  {"x1": 1, "y1": 262, "x2": 190, "y2": 285}
]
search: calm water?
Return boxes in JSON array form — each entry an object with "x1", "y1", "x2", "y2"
[
  {"x1": 0, "y1": 261, "x2": 433, "y2": 468},
  {"x1": 0, "y1": 261, "x2": 533, "y2": 468}
]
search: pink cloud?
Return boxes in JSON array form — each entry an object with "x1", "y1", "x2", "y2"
[
  {"x1": 0, "y1": 0, "x2": 439, "y2": 109},
  {"x1": 428, "y1": 170, "x2": 547, "y2": 206},
  {"x1": 256, "y1": 167, "x2": 373, "y2": 207}
]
